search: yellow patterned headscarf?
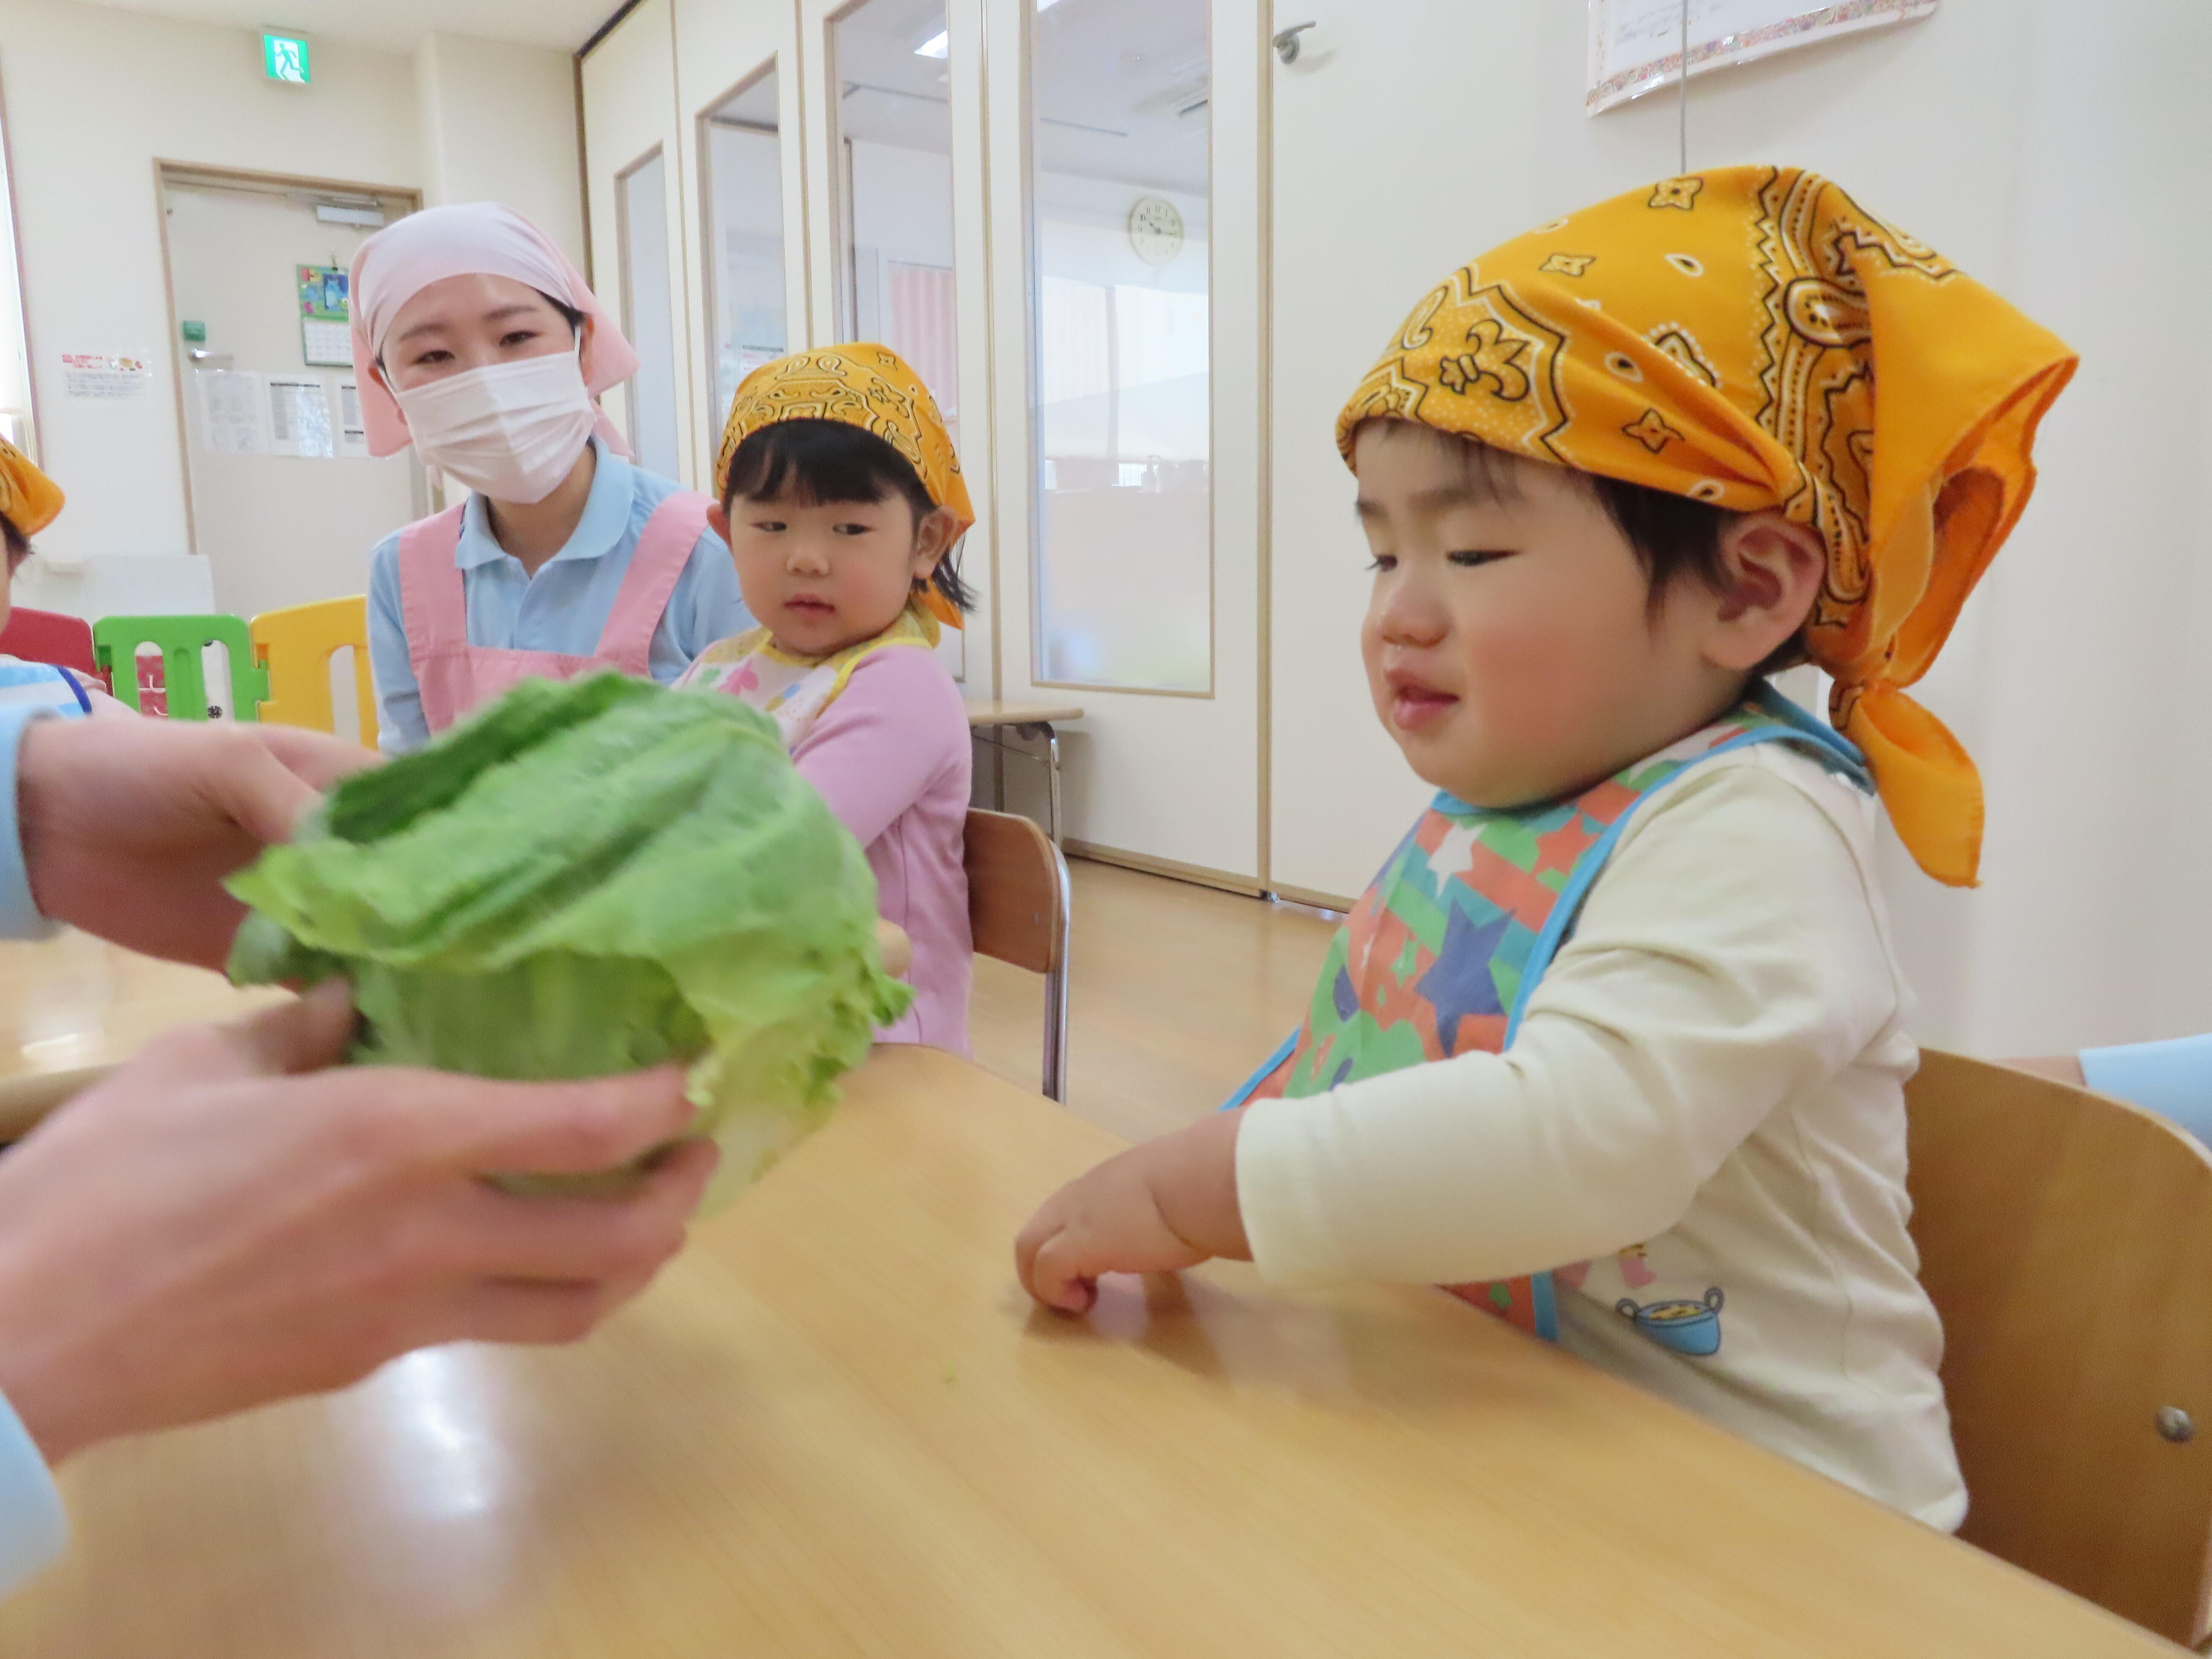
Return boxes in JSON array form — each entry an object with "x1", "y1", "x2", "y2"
[
  {"x1": 0, "y1": 437, "x2": 63, "y2": 542},
  {"x1": 716, "y1": 343, "x2": 973, "y2": 630},
  {"x1": 1338, "y1": 166, "x2": 2075, "y2": 888}
]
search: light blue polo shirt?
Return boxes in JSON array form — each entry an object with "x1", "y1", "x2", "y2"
[
  {"x1": 365, "y1": 439, "x2": 750, "y2": 753},
  {"x1": 0, "y1": 690, "x2": 79, "y2": 1597}
]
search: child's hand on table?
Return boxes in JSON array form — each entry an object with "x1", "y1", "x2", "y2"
[
  {"x1": 1014, "y1": 1108, "x2": 1251, "y2": 1313},
  {"x1": 875, "y1": 919, "x2": 911, "y2": 980}
]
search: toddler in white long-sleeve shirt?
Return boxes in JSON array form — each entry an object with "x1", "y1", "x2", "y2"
[{"x1": 1014, "y1": 167, "x2": 2079, "y2": 1527}]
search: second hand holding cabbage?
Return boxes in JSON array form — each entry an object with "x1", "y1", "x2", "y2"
[{"x1": 224, "y1": 673, "x2": 911, "y2": 1202}]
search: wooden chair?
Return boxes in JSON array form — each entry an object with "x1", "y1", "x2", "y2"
[
  {"x1": 964, "y1": 808, "x2": 1071, "y2": 1102},
  {"x1": 1906, "y1": 1049, "x2": 2212, "y2": 1647}
]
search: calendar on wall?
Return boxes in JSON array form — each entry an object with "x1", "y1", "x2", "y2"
[
  {"x1": 297, "y1": 264, "x2": 352, "y2": 367},
  {"x1": 1587, "y1": 0, "x2": 1938, "y2": 115}
]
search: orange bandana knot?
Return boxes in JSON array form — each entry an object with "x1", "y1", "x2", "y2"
[
  {"x1": 1337, "y1": 166, "x2": 2076, "y2": 887},
  {"x1": 716, "y1": 344, "x2": 973, "y2": 631}
]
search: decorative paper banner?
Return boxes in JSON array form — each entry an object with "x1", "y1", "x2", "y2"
[{"x1": 1587, "y1": 0, "x2": 1938, "y2": 115}]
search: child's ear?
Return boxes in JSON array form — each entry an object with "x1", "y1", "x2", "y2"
[
  {"x1": 1699, "y1": 510, "x2": 1826, "y2": 674},
  {"x1": 908, "y1": 505, "x2": 957, "y2": 580},
  {"x1": 707, "y1": 498, "x2": 733, "y2": 548}
]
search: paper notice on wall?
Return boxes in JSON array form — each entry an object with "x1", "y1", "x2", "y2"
[
  {"x1": 268, "y1": 376, "x2": 335, "y2": 460},
  {"x1": 335, "y1": 377, "x2": 370, "y2": 457},
  {"x1": 60, "y1": 350, "x2": 155, "y2": 401},
  {"x1": 195, "y1": 367, "x2": 270, "y2": 455},
  {"x1": 1587, "y1": 0, "x2": 1937, "y2": 114}
]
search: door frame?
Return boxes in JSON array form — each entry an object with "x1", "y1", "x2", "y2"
[{"x1": 153, "y1": 162, "x2": 422, "y2": 563}]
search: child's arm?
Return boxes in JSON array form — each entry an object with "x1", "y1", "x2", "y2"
[
  {"x1": 365, "y1": 541, "x2": 430, "y2": 756},
  {"x1": 792, "y1": 649, "x2": 963, "y2": 847},
  {"x1": 1014, "y1": 758, "x2": 1898, "y2": 1306}
]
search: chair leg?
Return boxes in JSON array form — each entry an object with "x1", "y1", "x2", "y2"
[
  {"x1": 1043, "y1": 957, "x2": 1070, "y2": 1103},
  {"x1": 1042, "y1": 834, "x2": 1073, "y2": 1104},
  {"x1": 1045, "y1": 727, "x2": 1063, "y2": 849}
]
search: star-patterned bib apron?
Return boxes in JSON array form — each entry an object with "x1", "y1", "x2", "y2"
[{"x1": 1225, "y1": 684, "x2": 1871, "y2": 1340}]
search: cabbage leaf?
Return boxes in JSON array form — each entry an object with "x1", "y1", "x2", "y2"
[{"x1": 226, "y1": 673, "x2": 910, "y2": 1199}]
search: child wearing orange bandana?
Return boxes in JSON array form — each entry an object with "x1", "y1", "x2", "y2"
[
  {"x1": 0, "y1": 441, "x2": 126, "y2": 718},
  {"x1": 1014, "y1": 167, "x2": 2076, "y2": 1528},
  {"x1": 681, "y1": 346, "x2": 976, "y2": 1056}
]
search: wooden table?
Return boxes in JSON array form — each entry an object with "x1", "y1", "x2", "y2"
[
  {"x1": 966, "y1": 699, "x2": 1082, "y2": 847},
  {"x1": 0, "y1": 930, "x2": 282, "y2": 1138},
  {"x1": 0, "y1": 1045, "x2": 2174, "y2": 1656}
]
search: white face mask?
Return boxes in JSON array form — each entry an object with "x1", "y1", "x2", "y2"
[{"x1": 391, "y1": 348, "x2": 597, "y2": 504}]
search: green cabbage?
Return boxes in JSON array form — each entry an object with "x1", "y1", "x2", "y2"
[{"x1": 225, "y1": 673, "x2": 911, "y2": 1200}]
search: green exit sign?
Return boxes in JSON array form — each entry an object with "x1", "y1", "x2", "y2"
[{"x1": 262, "y1": 32, "x2": 310, "y2": 84}]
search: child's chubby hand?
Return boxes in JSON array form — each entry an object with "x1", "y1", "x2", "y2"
[
  {"x1": 1014, "y1": 1109, "x2": 1250, "y2": 1313},
  {"x1": 874, "y1": 919, "x2": 912, "y2": 979}
]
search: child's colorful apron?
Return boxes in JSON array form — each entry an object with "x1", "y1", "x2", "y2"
[
  {"x1": 678, "y1": 602, "x2": 940, "y2": 748},
  {"x1": 396, "y1": 491, "x2": 710, "y2": 734},
  {"x1": 0, "y1": 661, "x2": 90, "y2": 719},
  {"x1": 1226, "y1": 685, "x2": 1871, "y2": 1340}
]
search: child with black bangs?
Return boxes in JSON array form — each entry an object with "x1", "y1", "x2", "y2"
[{"x1": 681, "y1": 346, "x2": 976, "y2": 1056}]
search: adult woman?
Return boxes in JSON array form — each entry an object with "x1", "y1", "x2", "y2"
[{"x1": 350, "y1": 203, "x2": 748, "y2": 751}]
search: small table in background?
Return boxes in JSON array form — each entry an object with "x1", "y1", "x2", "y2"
[{"x1": 966, "y1": 700, "x2": 1082, "y2": 847}]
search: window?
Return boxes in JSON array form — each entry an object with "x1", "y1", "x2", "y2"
[
  {"x1": 701, "y1": 65, "x2": 787, "y2": 419},
  {"x1": 0, "y1": 102, "x2": 32, "y2": 456},
  {"x1": 831, "y1": 0, "x2": 959, "y2": 441},
  {"x1": 1028, "y1": 0, "x2": 1210, "y2": 692},
  {"x1": 616, "y1": 149, "x2": 681, "y2": 477}
]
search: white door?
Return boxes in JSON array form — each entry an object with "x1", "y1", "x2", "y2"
[
  {"x1": 160, "y1": 175, "x2": 422, "y2": 620},
  {"x1": 978, "y1": 0, "x2": 1266, "y2": 887},
  {"x1": 582, "y1": 0, "x2": 697, "y2": 488},
  {"x1": 674, "y1": 0, "x2": 807, "y2": 486},
  {"x1": 798, "y1": 0, "x2": 992, "y2": 693}
]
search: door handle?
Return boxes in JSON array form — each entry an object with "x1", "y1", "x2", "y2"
[{"x1": 1272, "y1": 21, "x2": 1316, "y2": 64}]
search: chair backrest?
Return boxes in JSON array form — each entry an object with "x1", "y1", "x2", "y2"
[
  {"x1": 965, "y1": 808, "x2": 1065, "y2": 974},
  {"x1": 1906, "y1": 1048, "x2": 2212, "y2": 1646},
  {"x1": 0, "y1": 606, "x2": 103, "y2": 686},
  {"x1": 250, "y1": 595, "x2": 375, "y2": 744},
  {"x1": 964, "y1": 808, "x2": 1071, "y2": 1101},
  {"x1": 92, "y1": 614, "x2": 268, "y2": 722}
]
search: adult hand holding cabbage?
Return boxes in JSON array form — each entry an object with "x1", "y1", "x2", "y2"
[{"x1": 226, "y1": 674, "x2": 911, "y2": 1201}]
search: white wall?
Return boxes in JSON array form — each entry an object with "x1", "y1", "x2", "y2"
[
  {"x1": 1267, "y1": 0, "x2": 2212, "y2": 1057},
  {"x1": 413, "y1": 32, "x2": 585, "y2": 266},
  {"x1": 0, "y1": 0, "x2": 423, "y2": 568}
]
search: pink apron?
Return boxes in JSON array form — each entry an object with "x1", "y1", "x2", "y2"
[{"x1": 396, "y1": 491, "x2": 710, "y2": 733}]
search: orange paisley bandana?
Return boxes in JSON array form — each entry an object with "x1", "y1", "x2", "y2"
[
  {"x1": 0, "y1": 437, "x2": 63, "y2": 542},
  {"x1": 1337, "y1": 166, "x2": 2076, "y2": 887},
  {"x1": 716, "y1": 343, "x2": 974, "y2": 631}
]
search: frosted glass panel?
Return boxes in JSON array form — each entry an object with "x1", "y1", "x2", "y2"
[
  {"x1": 704, "y1": 69, "x2": 786, "y2": 417},
  {"x1": 1029, "y1": 0, "x2": 1210, "y2": 693},
  {"x1": 617, "y1": 151, "x2": 680, "y2": 478},
  {"x1": 832, "y1": 0, "x2": 959, "y2": 438},
  {"x1": 832, "y1": 0, "x2": 963, "y2": 679}
]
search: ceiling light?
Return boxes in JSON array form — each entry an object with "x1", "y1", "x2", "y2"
[{"x1": 914, "y1": 30, "x2": 948, "y2": 56}]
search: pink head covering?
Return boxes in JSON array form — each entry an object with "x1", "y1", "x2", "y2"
[{"x1": 348, "y1": 202, "x2": 639, "y2": 460}]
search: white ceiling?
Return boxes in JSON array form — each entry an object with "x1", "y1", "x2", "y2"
[{"x1": 67, "y1": 0, "x2": 617, "y2": 55}]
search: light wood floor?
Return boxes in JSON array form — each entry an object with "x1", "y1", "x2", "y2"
[{"x1": 969, "y1": 859, "x2": 1340, "y2": 1145}]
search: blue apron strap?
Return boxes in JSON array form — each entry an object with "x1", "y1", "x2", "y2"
[
  {"x1": 1221, "y1": 1028, "x2": 1299, "y2": 1112},
  {"x1": 1505, "y1": 704, "x2": 1870, "y2": 1041}
]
